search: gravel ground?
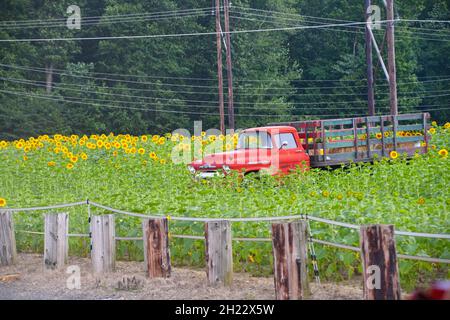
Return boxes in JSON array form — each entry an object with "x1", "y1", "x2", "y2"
[{"x1": 0, "y1": 253, "x2": 363, "y2": 300}]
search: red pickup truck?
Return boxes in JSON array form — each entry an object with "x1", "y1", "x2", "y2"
[{"x1": 188, "y1": 113, "x2": 430, "y2": 178}]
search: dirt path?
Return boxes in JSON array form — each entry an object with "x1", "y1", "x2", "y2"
[{"x1": 0, "y1": 253, "x2": 363, "y2": 300}]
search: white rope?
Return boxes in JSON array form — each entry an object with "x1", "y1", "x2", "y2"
[
  {"x1": 311, "y1": 239, "x2": 450, "y2": 264},
  {"x1": 5, "y1": 201, "x2": 87, "y2": 213},
  {"x1": 116, "y1": 237, "x2": 142, "y2": 241},
  {"x1": 6, "y1": 201, "x2": 449, "y2": 240},
  {"x1": 395, "y1": 230, "x2": 450, "y2": 239}
]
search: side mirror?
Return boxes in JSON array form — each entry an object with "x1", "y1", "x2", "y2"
[{"x1": 280, "y1": 141, "x2": 289, "y2": 150}]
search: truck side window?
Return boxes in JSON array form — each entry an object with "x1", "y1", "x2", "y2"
[
  {"x1": 237, "y1": 131, "x2": 273, "y2": 149},
  {"x1": 274, "y1": 133, "x2": 298, "y2": 149}
]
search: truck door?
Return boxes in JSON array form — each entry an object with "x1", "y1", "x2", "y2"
[{"x1": 273, "y1": 132, "x2": 309, "y2": 172}]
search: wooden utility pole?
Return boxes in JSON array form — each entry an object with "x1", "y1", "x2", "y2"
[
  {"x1": 365, "y1": 0, "x2": 375, "y2": 116},
  {"x1": 223, "y1": 0, "x2": 235, "y2": 131},
  {"x1": 359, "y1": 224, "x2": 401, "y2": 300},
  {"x1": 271, "y1": 221, "x2": 310, "y2": 300},
  {"x1": 44, "y1": 213, "x2": 69, "y2": 270},
  {"x1": 386, "y1": 0, "x2": 398, "y2": 115},
  {"x1": 142, "y1": 218, "x2": 171, "y2": 278},
  {"x1": 0, "y1": 211, "x2": 16, "y2": 266},
  {"x1": 205, "y1": 220, "x2": 233, "y2": 286},
  {"x1": 215, "y1": 0, "x2": 225, "y2": 134}
]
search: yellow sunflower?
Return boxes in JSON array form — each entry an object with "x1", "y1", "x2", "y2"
[
  {"x1": 390, "y1": 151, "x2": 399, "y2": 159},
  {"x1": 138, "y1": 148, "x2": 145, "y2": 155},
  {"x1": 0, "y1": 198, "x2": 6, "y2": 207},
  {"x1": 438, "y1": 149, "x2": 448, "y2": 158},
  {"x1": 375, "y1": 133, "x2": 382, "y2": 140},
  {"x1": 66, "y1": 163, "x2": 74, "y2": 170}
]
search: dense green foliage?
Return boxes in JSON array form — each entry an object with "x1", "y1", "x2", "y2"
[
  {"x1": 0, "y1": 124, "x2": 448, "y2": 290},
  {"x1": 0, "y1": 0, "x2": 449, "y2": 139}
]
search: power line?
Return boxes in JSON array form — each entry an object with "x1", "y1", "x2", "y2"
[
  {"x1": 232, "y1": 10, "x2": 450, "y2": 42},
  {"x1": 2, "y1": 63, "x2": 450, "y2": 96},
  {"x1": 0, "y1": 7, "x2": 214, "y2": 27},
  {"x1": 0, "y1": 20, "x2": 395, "y2": 43},
  {"x1": 2, "y1": 62, "x2": 450, "y2": 85},
  {"x1": 2, "y1": 88, "x2": 446, "y2": 119},
  {"x1": 2, "y1": 76, "x2": 449, "y2": 108}
]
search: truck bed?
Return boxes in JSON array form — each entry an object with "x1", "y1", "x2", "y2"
[{"x1": 269, "y1": 113, "x2": 430, "y2": 168}]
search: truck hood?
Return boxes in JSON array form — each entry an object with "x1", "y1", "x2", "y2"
[{"x1": 190, "y1": 148, "x2": 272, "y2": 169}]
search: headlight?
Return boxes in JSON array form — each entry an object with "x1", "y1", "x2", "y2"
[
  {"x1": 187, "y1": 165, "x2": 196, "y2": 174},
  {"x1": 223, "y1": 165, "x2": 231, "y2": 173}
]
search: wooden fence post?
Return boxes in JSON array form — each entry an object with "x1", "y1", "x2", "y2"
[
  {"x1": 360, "y1": 224, "x2": 401, "y2": 300},
  {"x1": 44, "y1": 213, "x2": 68, "y2": 270},
  {"x1": 205, "y1": 220, "x2": 232, "y2": 286},
  {"x1": 142, "y1": 218, "x2": 171, "y2": 278},
  {"x1": 91, "y1": 214, "x2": 115, "y2": 273},
  {"x1": 271, "y1": 220, "x2": 310, "y2": 300},
  {"x1": 0, "y1": 210, "x2": 17, "y2": 266}
]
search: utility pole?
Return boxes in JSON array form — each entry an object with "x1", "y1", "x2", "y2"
[
  {"x1": 215, "y1": 0, "x2": 225, "y2": 134},
  {"x1": 223, "y1": 0, "x2": 235, "y2": 131},
  {"x1": 365, "y1": 0, "x2": 375, "y2": 116},
  {"x1": 386, "y1": 0, "x2": 398, "y2": 115}
]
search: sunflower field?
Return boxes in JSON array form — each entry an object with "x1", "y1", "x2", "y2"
[{"x1": 0, "y1": 122, "x2": 449, "y2": 291}]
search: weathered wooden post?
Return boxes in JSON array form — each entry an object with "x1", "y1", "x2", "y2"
[
  {"x1": 271, "y1": 220, "x2": 310, "y2": 300},
  {"x1": 205, "y1": 220, "x2": 232, "y2": 286},
  {"x1": 91, "y1": 214, "x2": 115, "y2": 273},
  {"x1": 44, "y1": 213, "x2": 69, "y2": 270},
  {"x1": 359, "y1": 224, "x2": 401, "y2": 300},
  {"x1": 0, "y1": 210, "x2": 17, "y2": 266},
  {"x1": 142, "y1": 218, "x2": 171, "y2": 278}
]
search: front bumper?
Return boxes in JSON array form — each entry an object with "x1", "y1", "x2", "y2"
[{"x1": 196, "y1": 171, "x2": 225, "y2": 179}]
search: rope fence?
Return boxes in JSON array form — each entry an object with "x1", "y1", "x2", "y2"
[{"x1": 6, "y1": 200, "x2": 450, "y2": 264}]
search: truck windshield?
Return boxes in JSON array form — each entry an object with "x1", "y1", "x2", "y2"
[{"x1": 237, "y1": 131, "x2": 273, "y2": 149}]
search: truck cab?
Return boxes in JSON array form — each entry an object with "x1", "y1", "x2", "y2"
[{"x1": 188, "y1": 126, "x2": 310, "y2": 178}]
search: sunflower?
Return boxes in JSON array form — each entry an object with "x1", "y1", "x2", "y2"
[
  {"x1": 70, "y1": 156, "x2": 78, "y2": 163},
  {"x1": 322, "y1": 190, "x2": 330, "y2": 197},
  {"x1": 428, "y1": 128, "x2": 436, "y2": 135},
  {"x1": 160, "y1": 159, "x2": 167, "y2": 165},
  {"x1": 66, "y1": 163, "x2": 74, "y2": 170},
  {"x1": 47, "y1": 161, "x2": 56, "y2": 167},
  {"x1": 138, "y1": 148, "x2": 145, "y2": 155},
  {"x1": 149, "y1": 152, "x2": 157, "y2": 160},
  {"x1": 80, "y1": 153, "x2": 88, "y2": 161},
  {"x1": 417, "y1": 197, "x2": 425, "y2": 205},
  {"x1": 96, "y1": 140, "x2": 104, "y2": 148},
  {"x1": 158, "y1": 137, "x2": 166, "y2": 145},
  {"x1": 438, "y1": 149, "x2": 448, "y2": 158},
  {"x1": 390, "y1": 151, "x2": 399, "y2": 159},
  {"x1": 375, "y1": 133, "x2": 382, "y2": 140},
  {"x1": 384, "y1": 131, "x2": 390, "y2": 138},
  {"x1": 431, "y1": 121, "x2": 437, "y2": 127},
  {"x1": 0, "y1": 198, "x2": 6, "y2": 207},
  {"x1": 141, "y1": 135, "x2": 148, "y2": 142}
]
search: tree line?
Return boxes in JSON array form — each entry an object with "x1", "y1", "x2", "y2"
[{"x1": 0, "y1": 0, "x2": 449, "y2": 139}]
